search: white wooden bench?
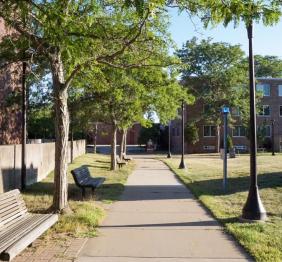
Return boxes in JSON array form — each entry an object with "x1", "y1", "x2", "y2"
[{"x1": 0, "y1": 189, "x2": 58, "y2": 261}]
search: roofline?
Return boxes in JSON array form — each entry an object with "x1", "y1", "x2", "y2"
[{"x1": 256, "y1": 77, "x2": 282, "y2": 81}]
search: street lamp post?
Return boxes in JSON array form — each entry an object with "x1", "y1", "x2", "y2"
[
  {"x1": 222, "y1": 107, "x2": 229, "y2": 192},
  {"x1": 179, "y1": 101, "x2": 186, "y2": 169},
  {"x1": 167, "y1": 121, "x2": 172, "y2": 158},
  {"x1": 242, "y1": 22, "x2": 267, "y2": 221},
  {"x1": 21, "y1": 60, "x2": 27, "y2": 190},
  {"x1": 271, "y1": 119, "x2": 275, "y2": 156}
]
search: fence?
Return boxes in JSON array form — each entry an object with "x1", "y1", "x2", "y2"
[{"x1": 0, "y1": 140, "x2": 86, "y2": 193}]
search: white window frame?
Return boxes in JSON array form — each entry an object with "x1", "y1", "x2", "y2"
[
  {"x1": 256, "y1": 83, "x2": 270, "y2": 96},
  {"x1": 279, "y1": 85, "x2": 282, "y2": 96},
  {"x1": 258, "y1": 105, "x2": 270, "y2": 117},
  {"x1": 232, "y1": 125, "x2": 246, "y2": 137},
  {"x1": 203, "y1": 125, "x2": 216, "y2": 137},
  {"x1": 203, "y1": 145, "x2": 216, "y2": 150}
]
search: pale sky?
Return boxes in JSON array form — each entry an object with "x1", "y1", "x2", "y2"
[{"x1": 168, "y1": 8, "x2": 282, "y2": 58}]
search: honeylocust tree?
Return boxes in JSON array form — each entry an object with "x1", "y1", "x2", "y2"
[{"x1": 0, "y1": 0, "x2": 164, "y2": 212}]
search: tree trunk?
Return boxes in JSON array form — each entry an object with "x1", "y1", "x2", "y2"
[
  {"x1": 216, "y1": 125, "x2": 221, "y2": 153},
  {"x1": 50, "y1": 51, "x2": 70, "y2": 213},
  {"x1": 110, "y1": 124, "x2": 118, "y2": 170},
  {"x1": 93, "y1": 122, "x2": 98, "y2": 154},
  {"x1": 120, "y1": 129, "x2": 125, "y2": 159},
  {"x1": 123, "y1": 129, "x2": 128, "y2": 155}
]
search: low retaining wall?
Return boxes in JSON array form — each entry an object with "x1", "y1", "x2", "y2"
[{"x1": 0, "y1": 140, "x2": 86, "y2": 193}]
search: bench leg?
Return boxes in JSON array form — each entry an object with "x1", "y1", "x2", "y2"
[{"x1": 82, "y1": 188, "x2": 86, "y2": 200}]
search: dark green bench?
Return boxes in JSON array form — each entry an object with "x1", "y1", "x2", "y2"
[
  {"x1": 0, "y1": 189, "x2": 58, "y2": 261},
  {"x1": 71, "y1": 166, "x2": 105, "y2": 198}
]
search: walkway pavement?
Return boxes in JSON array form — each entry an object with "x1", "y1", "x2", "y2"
[{"x1": 77, "y1": 158, "x2": 252, "y2": 262}]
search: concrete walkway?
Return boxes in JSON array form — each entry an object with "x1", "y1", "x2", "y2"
[{"x1": 77, "y1": 158, "x2": 251, "y2": 262}]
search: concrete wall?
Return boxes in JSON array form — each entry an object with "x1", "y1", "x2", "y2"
[{"x1": 0, "y1": 140, "x2": 86, "y2": 193}]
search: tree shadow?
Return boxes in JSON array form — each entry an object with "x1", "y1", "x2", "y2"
[
  {"x1": 187, "y1": 172, "x2": 282, "y2": 197},
  {"x1": 96, "y1": 160, "x2": 111, "y2": 164},
  {"x1": 1, "y1": 165, "x2": 39, "y2": 192},
  {"x1": 83, "y1": 164, "x2": 109, "y2": 170}
]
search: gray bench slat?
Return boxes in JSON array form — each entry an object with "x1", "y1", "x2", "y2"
[
  {"x1": 0, "y1": 202, "x2": 26, "y2": 215},
  {"x1": 0, "y1": 190, "x2": 58, "y2": 261},
  {"x1": 0, "y1": 214, "x2": 54, "y2": 251},
  {"x1": 0, "y1": 212, "x2": 30, "y2": 230},
  {"x1": 0, "y1": 206, "x2": 27, "y2": 221},
  {"x1": 0, "y1": 190, "x2": 20, "y2": 200},
  {"x1": 0, "y1": 197, "x2": 25, "y2": 208},
  {"x1": 0, "y1": 214, "x2": 58, "y2": 261}
]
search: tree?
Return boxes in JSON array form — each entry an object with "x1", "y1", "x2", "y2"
[
  {"x1": 177, "y1": 37, "x2": 248, "y2": 152},
  {"x1": 0, "y1": 0, "x2": 166, "y2": 212},
  {"x1": 184, "y1": 121, "x2": 199, "y2": 145},
  {"x1": 254, "y1": 55, "x2": 282, "y2": 78}
]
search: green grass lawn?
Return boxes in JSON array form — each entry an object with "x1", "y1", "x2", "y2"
[
  {"x1": 163, "y1": 153, "x2": 282, "y2": 262},
  {"x1": 22, "y1": 153, "x2": 135, "y2": 238}
]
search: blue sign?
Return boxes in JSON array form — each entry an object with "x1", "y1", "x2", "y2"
[{"x1": 222, "y1": 107, "x2": 230, "y2": 113}]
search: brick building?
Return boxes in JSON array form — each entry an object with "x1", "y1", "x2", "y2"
[
  {"x1": 0, "y1": 18, "x2": 22, "y2": 145},
  {"x1": 88, "y1": 123, "x2": 142, "y2": 145},
  {"x1": 171, "y1": 78, "x2": 282, "y2": 153}
]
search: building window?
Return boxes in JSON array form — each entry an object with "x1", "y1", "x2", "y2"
[
  {"x1": 258, "y1": 125, "x2": 271, "y2": 137},
  {"x1": 231, "y1": 107, "x2": 240, "y2": 116},
  {"x1": 258, "y1": 105, "x2": 270, "y2": 116},
  {"x1": 280, "y1": 106, "x2": 282, "y2": 117},
  {"x1": 256, "y1": 83, "x2": 270, "y2": 96},
  {"x1": 232, "y1": 126, "x2": 246, "y2": 137},
  {"x1": 279, "y1": 85, "x2": 282, "y2": 96},
  {"x1": 203, "y1": 126, "x2": 216, "y2": 137},
  {"x1": 203, "y1": 145, "x2": 216, "y2": 150}
]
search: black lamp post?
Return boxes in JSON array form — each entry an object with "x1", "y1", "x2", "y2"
[
  {"x1": 21, "y1": 60, "x2": 27, "y2": 190},
  {"x1": 271, "y1": 119, "x2": 275, "y2": 156},
  {"x1": 179, "y1": 101, "x2": 186, "y2": 169},
  {"x1": 242, "y1": 22, "x2": 266, "y2": 221},
  {"x1": 167, "y1": 121, "x2": 172, "y2": 158}
]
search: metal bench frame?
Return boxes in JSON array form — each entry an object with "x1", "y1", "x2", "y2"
[
  {"x1": 116, "y1": 156, "x2": 126, "y2": 168},
  {"x1": 71, "y1": 166, "x2": 105, "y2": 199},
  {"x1": 0, "y1": 189, "x2": 58, "y2": 261},
  {"x1": 122, "y1": 153, "x2": 133, "y2": 162}
]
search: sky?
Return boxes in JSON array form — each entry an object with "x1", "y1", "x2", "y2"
[{"x1": 167, "y1": 8, "x2": 282, "y2": 58}]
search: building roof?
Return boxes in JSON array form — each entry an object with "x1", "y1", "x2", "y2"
[{"x1": 256, "y1": 77, "x2": 282, "y2": 81}]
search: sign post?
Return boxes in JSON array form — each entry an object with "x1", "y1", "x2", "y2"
[{"x1": 222, "y1": 107, "x2": 229, "y2": 192}]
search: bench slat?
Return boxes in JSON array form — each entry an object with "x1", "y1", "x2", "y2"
[
  {"x1": 1, "y1": 214, "x2": 58, "y2": 261},
  {"x1": 0, "y1": 214, "x2": 54, "y2": 251},
  {"x1": 0, "y1": 190, "x2": 20, "y2": 201},
  {"x1": 0, "y1": 190, "x2": 58, "y2": 261}
]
